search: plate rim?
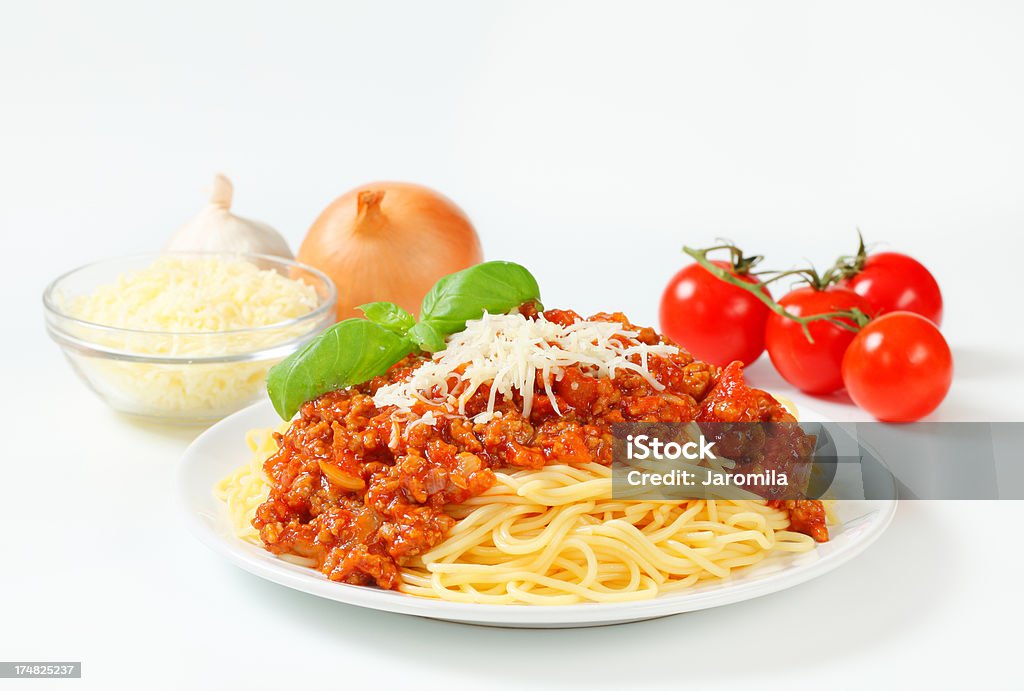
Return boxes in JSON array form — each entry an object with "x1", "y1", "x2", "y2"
[{"x1": 179, "y1": 399, "x2": 897, "y2": 626}]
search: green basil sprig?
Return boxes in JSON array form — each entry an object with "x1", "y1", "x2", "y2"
[
  {"x1": 358, "y1": 302, "x2": 415, "y2": 335},
  {"x1": 266, "y1": 320, "x2": 414, "y2": 421},
  {"x1": 266, "y1": 261, "x2": 542, "y2": 419},
  {"x1": 418, "y1": 261, "x2": 542, "y2": 334}
]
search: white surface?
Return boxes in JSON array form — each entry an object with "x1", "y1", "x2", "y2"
[
  {"x1": 181, "y1": 399, "x2": 896, "y2": 627},
  {"x1": 1, "y1": 0, "x2": 1022, "y2": 688}
]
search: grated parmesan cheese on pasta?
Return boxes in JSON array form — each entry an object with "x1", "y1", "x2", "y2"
[{"x1": 373, "y1": 312, "x2": 680, "y2": 424}]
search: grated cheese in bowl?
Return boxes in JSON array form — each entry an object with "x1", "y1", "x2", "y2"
[{"x1": 44, "y1": 253, "x2": 336, "y2": 424}]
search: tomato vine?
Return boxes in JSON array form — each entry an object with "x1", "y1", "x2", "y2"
[{"x1": 682, "y1": 243, "x2": 871, "y2": 342}]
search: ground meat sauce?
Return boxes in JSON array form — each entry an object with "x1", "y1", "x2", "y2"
[{"x1": 253, "y1": 308, "x2": 828, "y2": 589}]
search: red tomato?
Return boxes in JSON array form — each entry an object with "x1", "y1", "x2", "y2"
[
  {"x1": 842, "y1": 312, "x2": 952, "y2": 422},
  {"x1": 765, "y1": 287, "x2": 872, "y2": 395},
  {"x1": 840, "y1": 252, "x2": 943, "y2": 325},
  {"x1": 659, "y1": 261, "x2": 770, "y2": 366}
]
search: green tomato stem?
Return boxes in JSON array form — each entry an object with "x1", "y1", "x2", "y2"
[{"x1": 821, "y1": 229, "x2": 869, "y2": 285}]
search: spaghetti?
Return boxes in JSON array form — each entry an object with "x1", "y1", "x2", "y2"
[
  {"x1": 216, "y1": 307, "x2": 829, "y2": 605},
  {"x1": 219, "y1": 435, "x2": 820, "y2": 604}
]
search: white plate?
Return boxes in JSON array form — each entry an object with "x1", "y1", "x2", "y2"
[{"x1": 179, "y1": 400, "x2": 896, "y2": 628}]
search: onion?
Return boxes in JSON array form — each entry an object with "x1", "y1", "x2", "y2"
[
  {"x1": 298, "y1": 182, "x2": 483, "y2": 320},
  {"x1": 318, "y1": 460, "x2": 366, "y2": 491}
]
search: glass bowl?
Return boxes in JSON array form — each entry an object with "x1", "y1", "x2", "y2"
[{"x1": 43, "y1": 252, "x2": 337, "y2": 425}]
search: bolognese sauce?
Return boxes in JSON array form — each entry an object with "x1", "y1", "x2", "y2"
[{"x1": 253, "y1": 308, "x2": 827, "y2": 589}]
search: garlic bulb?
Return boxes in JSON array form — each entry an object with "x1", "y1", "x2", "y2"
[{"x1": 164, "y1": 174, "x2": 293, "y2": 258}]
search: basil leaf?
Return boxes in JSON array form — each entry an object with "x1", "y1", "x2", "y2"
[
  {"x1": 267, "y1": 319, "x2": 414, "y2": 419},
  {"x1": 358, "y1": 301, "x2": 415, "y2": 335},
  {"x1": 407, "y1": 321, "x2": 446, "y2": 352},
  {"x1": 266, "y1": 261, "x2": 542, "y2": 420},
  {"x1": 419, "y1": 261, "x2": 543, "y2": 333}
]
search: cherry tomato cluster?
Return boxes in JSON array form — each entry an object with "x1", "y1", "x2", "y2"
[{"x1": 659, "y1": 236, "x2": 952, "y2": 422}]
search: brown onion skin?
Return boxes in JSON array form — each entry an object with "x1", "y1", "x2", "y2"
[{"x1": 298, "y1": 182, "x2": 483, "y2": 321}]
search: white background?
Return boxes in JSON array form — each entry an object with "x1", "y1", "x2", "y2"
[{"x1": 2, "y1": 1, "x2": 1022, "y2": 689}]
